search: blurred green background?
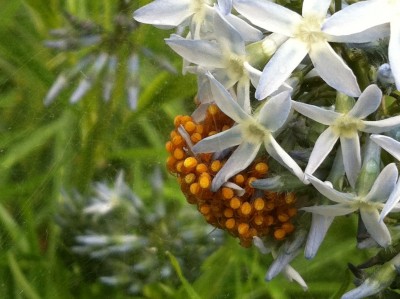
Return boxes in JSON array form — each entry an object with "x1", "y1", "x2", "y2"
[{"x1": 0, "y1": 0, "x2": 371, "y2": 298}]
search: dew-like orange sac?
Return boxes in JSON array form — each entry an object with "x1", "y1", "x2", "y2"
[
  {"x1": 174, "y1": 115, "x2": 183, "y2": 127},
  {"x1": 183, "y1": 157, "x2": 198, "y2": 170},
  {"x1": 184, "y1": 121, "x2": 196, "y2": 133},
  {"x1": 222, "y1": 124, "x2": 231, "y2": 131},
  {"x1": 210, "y1": 160, "x2": 222, "y2": 172},
  {"x1": 253, "y1": 215, "x2": 264, "y2": 226},
  {"x1": 221, "y1": 187, "x2": 234, "y2": 200},
  {"x1": 207, "y1": 104, "x2": 219, "y2": 116},
  {"x1": 282, "y1": 222, "x2": 295, "y2": 233},
  {"x1": 274, "y1": 228, "x2": 286, "y2": 240},
  {"x1": 195, "y1": 124, "x2": 204, "y2": 134},
  {"x1": 191, "y1": 132, "x2": 202, "y2": 143},
  {"x1": 173, "y1": 148, "x2": 185, "y2": 160},
  {"x1": 278, "y1": 213, "x2": 290, "y2": 223},
  {"x1": 233, "y1": 174, "x2": 246, "y2": 185},
  {"x1": 223, "y1": 208, "x2": 234, "y2": 218},
  {"x1": 288, "y1": 207, "x2": 297, "y2": 217},
  {"x1": 240, "y1": 202, "x2": 252, "y2": 216},
  {"x1": 181, "y1": 115, "x2": 192, "y2": 123},
  {"x1": 184, "y1": 173, "x2": 196, "y2": 185},
  {"x1": 230, "y1": 197, "x2": 241, "y2": 209},
  {"x1": 253, "y1": 198, "x2": 265, "y2": 211},
  {"x1": 195, "y1": 163, "x2": 208, "y2": 174},
  {"x1": 254, "y1": 162, "x2": 269, "y2": 175},
  {"x1": 165, "y1": 141, "x2": 174, "y2": 152},
  {"x1": 189, "y1": 183, "x2": 201, "y2": 195},
  {"x1": 208, "y1": 130, "x2": 218, "y2": 136},
  {"x1": 175, "y1": 161, "x2": 184, "y2": 173},
  {"x1": 238, "y1": 223, "x2": 250, "y2": 235},
  {"x1": 199, "y1": 204, "x2": 210, "y2": 215},
  {"x1": 264, "y1": 201, "x2": 275, "y2": 211},
  {"x1": 285, "y1": 192, "x2": 296, "y2": 204},
  {"x1": 225, "y1": 218, "x2": 236, "y2": 229},
  {"x1": 199, "y1": 173, "x2": 212, "y2": 189},
  {"x1": 166, "y1": 156, "x2": 177, "y2": 172}
]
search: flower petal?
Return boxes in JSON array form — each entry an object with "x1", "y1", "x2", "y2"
[
  {"x1": 234, "y1": 0, "x2": 302, "y2": 36},
  {"x1": 217, "y1": 0, "x2": 232, "y2": 15},
  {"x1": 305, "y1": 127, "x2": 339, "y2": 176},
  {"x1": 192, "y1": 125, "x2": 242, "y2": 153},
  {"x1": 258, "y1": 91, "x2": 291, "y2": 132},
  {"x1": 380, "y1": 178, "x2": 400, "y2": 221},
  {"x1": 370, "y1": 134, "x2": 400, "y2": 161},
  {"x1": 282, "y1": 265, "x2": 308, "y2": 291},
  {"x1": 256, "y1": 38, "x2": 308, "y2": 99},
  {"x1": 304, "y1": 213, "x2": 334, "y2": 259},
  {"x1": 237, "y1": 78, "x2": 251, "y2": 114},
  {"x1": 264, "y1": 135, "x2": 305, "y2": 182},
  {"x1": 302, "y1": 0, "x2": 331, "y2": 19},
  {"x1": 165, "y1": 35, "x2": 225, "y2": 68},
  {"x1": 309, "y1": 41, "x2": 361, "y2": 97},
  {"x1": 133, "y1": 0, "x2": 192, "y2": 27},
  {"x1": 389, "y1": 18, "x2": 400, "y2": 90},
  {"x1": 211, "y1": 142, "x2": 260, "y2": 191},
  {"x1": 360, "y1": 208, "x2": 391, "y2": 247},
  {"x1": 362, "y1": 116, "x2": 400, "y2": 133},
  {"x1": 306, "y1": 175, "x2": 355, "y2": 203},
  {"x1": 291, "y1": 101, "x2": 340, "y2": 125},
  {"x1": 323, "y1": 1, "x2": 391, "y2": 36},
  {"x1": 328, "y1": 24, "x2": 390, "y2": 43},
  {"x1": 348, "y1": 84, "x2": 382, "y2": 119},
  {"x1": 340, "y1": 134, "x2": 361, "y2": 189},
  {"x1": 302, "y1": 204, "x2": 356, "y2": 217},
  {"x1": 213, "y1": 10, "x2": 245, "y2": 56},
  {"x1": 224, "y1": 14, "x2": 263, "y2": 42},
  {"x1": 243, "y1": 62, "x2": 261, "y2": 87},
  {"x1": 365, "y1": 163, "x2": 398, "y2": 203},
  {"x1": 206, "y1": 72, "x2": 251, "y2": 123}
]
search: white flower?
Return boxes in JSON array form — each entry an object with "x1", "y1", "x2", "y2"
[
  {"x1": 323, "y1": 0, "x2": 400, "y2": 90},
  {"x1": 133, "y1": 0, "x2": 214, "y2": 38},
  {"x1": 192, "y1": 73, "x2": 304, "y2": 191},
  {"x1": 292, "y1": 84, "x2": 400, "y2": 187},
  {"x1": 166, "y1": 10, "x2": 261, "y2": 112},
  {"x1": 370, "y1": 134, "x2": 400, "y2": 161},
  {"x1": 303, "y1": 163, "x2": 400, "y2": 248},
  {"x1": 234, "y1": 0, "x2": 364, "y2": 99}
]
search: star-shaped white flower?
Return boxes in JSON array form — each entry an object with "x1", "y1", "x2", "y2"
[
  {"x1": 192, "y1": 73, "x2": 304, "y2": 191},
  {"x1": 304, "y1": 163, "x2": 400, "y2": 248},
  {"x1": 166, "y1": 10, "x2": 261, "y2": 112},
  {"x1": 323, "y1": 0, "x2": 400, "y2": 90},
  {"x1": 234, "y1": 0, "x2": 364, "y2": 99},
  {"x1": 292, "y1": 84, "x2": 400, "y2": 187}
]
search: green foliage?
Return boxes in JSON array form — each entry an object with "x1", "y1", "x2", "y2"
[{"x1": 0, "y1": 0, "x2": 379, "y2": 298}]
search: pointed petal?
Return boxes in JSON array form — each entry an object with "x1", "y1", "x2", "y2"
[
  {"x1": 224, "y1": 14, "x2": 262, "y2": 42},
  {"x1": 362, "y1": 116, "x2": 400, "y2": 133},
  {"x1": 302, "y1": 204, "x2": 356, "y2": 216},
  {"x1": 370, "y1": 134, "x2": 400, "y2": 161},
  {"x1": 256, "y1": 38, "x2": 308, "y2": 99},
  {"x1": 309, "y1": 41, "x2": 361, "y2": 97},
  {"x1": 258, "y1": 91, "x2": 291, "y2": 131},
  {"x1": 342, "y1": 281, "x2": 382, "y2": 299},
  {"x1": 253, "y1": 236, "x2": 271, "y2": 254},
  {"x1": 380, "y1": 179, "x2": 400, "y2": 221},
  {"x1": 213, "y1": 10, "x2": 245, "y2": 56},
  {"x1": 165, "y1": 35, "x2": 224, "y2": 68},
  {"x1": 389, "y1": 19, "x2": 400, "y2": 90},
  {"x1": 192, "y1": 126, "x2": 242, "y2": 153},
  {"x1": 348, "y1": 84, "x2": 382, "y2": 118},
  {"x1": 264, "y1": 135, "x2": 305, "y2": 182},
  {"x1": 340, "y1": 134, "x2": 361, "y2": 189},
  {"x1": 305, "y1": 127, "x2": 339, "y2": 175},
  {"x1": 243, "y1": 62, "x2": 261, "y2": 87},
  {"x1": 206, "y1": 73, "x2": 251, "y2": 123},
  {"x1": 211, "y1": 142, "x2": 260, "y2": 191},
  {"x1": 328, "y1": 24, "x2": 390, "y2": 43},
  {"x1": 283, "y1": 266, "x2": 308, "y2": 291},
  {"x1": 218, "y1": 0, "x2": 232, "y2": 15},
  {"x1": 360, "y1": 208, "x2": 391, "y2": 247},
  {"x1": 291, "y1": 101, "x2": 340, "y2": 125},
  {"x1": 302, "y1": 0, "x2": 331, "y2": 18},
  {"x1": 234, "y1": 0, "x2": 302, "y2": 36},
  {"x1": 305, "y1": 213, "x2": 334, "y2": 259},
  {"x1": 133, "y1": 0, "x2": 191, "y2": 27},
  {"x1": 323, "y1": 1, "x2": 391, "y2": 36},
  {"x1": 306, "y1": 175, "x2": 354, "y2": 203},
  {"x1": 365, "y1": 163, "x2": 398, "y2": 203},
  {"x1": 237, "y1": 78, "x2": 251, "y2": 114}
]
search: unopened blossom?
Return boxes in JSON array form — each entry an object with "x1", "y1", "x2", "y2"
[
  {"x1": 166, "y1": 11, "x2": 261, "y2": 112},
  {"x1": 192, "y1": 73, "x2": 304, "y2": 191},
  {"x1": 292, "y1": 84, "x2": 400, "y2": 187},
  {"x1": 234, "y1": 0, "x2": 364, "y2": 99},
  {"x1": 303, "y1": 163, "x2": 399, "y2": 248},
  {"x1": 323, "y1": 0, "x2": 400, "y2": 89}
]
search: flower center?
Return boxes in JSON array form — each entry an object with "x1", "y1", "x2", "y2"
[
  {"x1": 294, "y1": 16, "x2": 325, "y2": 45},
  {"x1": 227, "y1": 54, "x2": 245, "y2": 78},
  {"x1": 331, "y1": 115, "x2": 364, "y2": 138},
  {"x1": 241, "y1": 120, "x2": 267, "y2": 145}
]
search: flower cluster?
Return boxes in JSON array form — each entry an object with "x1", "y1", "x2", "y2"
[
  {"x1": 135, "y1": 0, "x2": 400, "y2": 297},
  {"x1": 56, "y1": 172, "x2": 223, "y2": 295}
]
